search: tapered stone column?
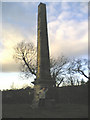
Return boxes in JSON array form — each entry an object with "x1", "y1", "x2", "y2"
[
  {"x1": 36, "y1": 3, "x2": 54, "y2": 87},
  {"x1": 31, "y1": 3, "x2": 55, "y2": 108}
]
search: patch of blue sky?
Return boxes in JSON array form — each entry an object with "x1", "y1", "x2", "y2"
[
  {"x1": 47, "y1": 2, "x2": 88, "y2": 22},
  {"x1": 2, "y1": 2, "x2": 88, "y2": 58},
  {"x1": 2, "y1": 2, "x2": 88, "y2": 29},
  {"x1": 2, "y1": 2, "x2": 38, "y2": 30}
]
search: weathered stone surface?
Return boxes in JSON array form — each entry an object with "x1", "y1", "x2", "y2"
[
  {"x1": 36, "y1": 3, "x2": 54, "y2": 87},
  {"x1": 31, "y1": 85, "x2": 40, "y2": 108},
  {"x1": 32, "y1": 3, "x2": 55, "y2": 108}
]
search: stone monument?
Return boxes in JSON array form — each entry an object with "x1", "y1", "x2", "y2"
[
  {"x1": 35, "y1": 2, "x2": 54, "y2": 87},
  {"x1": 31, "y1": 3, "x2": 55, "y2": 108}
]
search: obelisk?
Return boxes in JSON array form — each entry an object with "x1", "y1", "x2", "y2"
[
  {"x1": 36, "y1": 3, "x2": 54, "y2": 87},
  {"x1": 31, "y1": 3, "x2": 55, "y2": 108}
]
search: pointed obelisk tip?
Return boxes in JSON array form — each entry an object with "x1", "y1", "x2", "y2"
[{"x1": 39, "y1": 2, "x2": 46, "y2": 6}]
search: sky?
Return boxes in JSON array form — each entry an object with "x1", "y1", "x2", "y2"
[{"x1": 0, "y1": 2, "x2": 88, "y2": 90}]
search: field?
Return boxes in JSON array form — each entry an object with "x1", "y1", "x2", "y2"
[
  {"x1": 2, "y1": 84, "x2": 88, "y2": 118},
  {"x1": 2, "y1": 103, "x2": 88, "y2": 118}
]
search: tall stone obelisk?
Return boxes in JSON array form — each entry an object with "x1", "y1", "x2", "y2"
[
  {"x1": 36, "y1": 3, "x2": 54, "y2": 87},
  {"x1": 31, "y1": 3, "x2": 55, "y2": 108}
]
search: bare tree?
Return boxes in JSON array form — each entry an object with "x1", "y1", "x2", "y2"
[
  {"x1": 14, "y1": 41, "x2": 37, "y2": 78},
  {"x1": 50, "y1": 56, "x2": 69, "y2": 86},
  {"x1": 80, "y1": 78, "x2": 86, "y2": 85},
  {"x1": 14, "y1": 41, "x2": 69, "y2": 86},
  {"x1": 67, "y1": 58, "x2": 89, "y2": 81},
  {"x1": 14, "y1": 41, "x2": 88, "y2": 87}
]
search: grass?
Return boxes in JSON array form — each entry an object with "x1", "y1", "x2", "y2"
[{"x1": 2, "y1": 103, "x2": 88, "y2": 118}]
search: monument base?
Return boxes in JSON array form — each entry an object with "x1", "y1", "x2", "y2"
[
  {"x1": 31, "y1": 78, "x2": 56, "y2": 108},
  {"x1": 31, "y1": 85, "x2": 41, "y2": 109}
]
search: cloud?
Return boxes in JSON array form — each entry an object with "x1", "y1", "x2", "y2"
[
  {"x1": 2, "y1": 63, "x2": 20, "y2": 72},
  {"x1": 49, "y1": 20, "x2": 88, "y2": 57},
  {"x1": 48, "y1": 3, "x2": 88, "y2": 58},
  {"x1": 79, "y1": 2, "x2": 88, "y2": 14},
  {"x1": 1, "y1": 24, "x2": 36, "y2": 71},
  {"x1": 1, "y1": 2, "x2": 88, "y2": 72},
  {"x1": 1, "y1": 25, "x2": 24, "y2": 63},
  {"x1": 60, "y1": 2, "x2": 70, "y2": 10}
]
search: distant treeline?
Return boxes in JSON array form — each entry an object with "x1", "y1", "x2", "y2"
[
  {"x1": 2, "y1": 84, "x2": 88, "y2": 105},
  {"x1": 2, "y1": 87, "x2": 34, "y2": 104}
]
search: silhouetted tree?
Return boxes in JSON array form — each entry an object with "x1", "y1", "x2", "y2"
[
  {"x1": 14, "y1": 41, "x2": 88, "y2": 87},
  {"x1": 14, "y1": 41, "x2": 37, "y2": 78},
  {"x1": 14, "y1": 41, "x2": 68, "y2": 86},
  {"x1": 81, "y1": 78, "x2": 86, "y2": 85},
  {"x1": 67, "y1": 58, "x2": 89, "y2": 81},
  {"x1": 50, "y1": 56, "x2": 69, "y2": 86}
]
